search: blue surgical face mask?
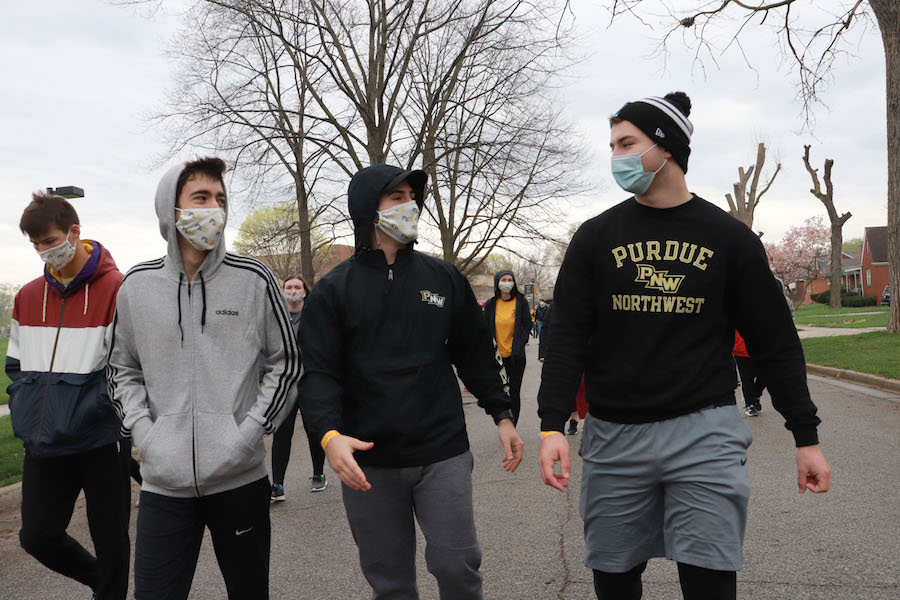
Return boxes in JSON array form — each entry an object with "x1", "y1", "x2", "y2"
[{"x1": 611, "y1": 144, "x2": 668, "y2": 195}]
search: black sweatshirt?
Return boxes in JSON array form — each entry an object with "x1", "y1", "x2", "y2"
[
  {"x1": 538, "y1": 195, "x2": 821, "y2": 447},
  {"x1": 298, "y1": 164, "x2": 512, "y2": 467}
]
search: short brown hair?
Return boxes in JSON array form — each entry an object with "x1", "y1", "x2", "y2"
[
  {"x1": 19, "y1": 192, "x2": 80, "y2": 237},
  {"x1": 283, "y1": 275, "x2": 310, "y2": 294},
  {"x1": 176, "y1": 157, "x2": 227, "y2": 202},
  {"x1": 609, "y1": 115, "x2": 625, "y2": 126}
]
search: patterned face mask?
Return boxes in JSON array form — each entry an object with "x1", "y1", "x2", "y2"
[
  {"x1": 375, "y1": 201, "x2": 419, "y2": 245},
  {"x1": 175, "y1": 207, "x2": 226, "y2": 251},
  {"x1": 38, "y1": 229, "x2": 77, "y2": 271},
  {"x1": 498, "y1": 281, "x2": 515, "y2": 293},
  {"x1": 284, "y1": 289, "x2": 305, "y2": 303}
]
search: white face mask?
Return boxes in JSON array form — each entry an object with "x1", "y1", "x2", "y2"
[
  {"x1": 284, "y1": 289, "x2": 305, "y2": 303},
  {"x1": 175, "y1": 207, "x2": 226, "y2": 251},
  {"x1": 498, "y1": 281, "x2": 515, "y2": 293},
  {"x1": 375, "y1": 201, "x2": 419, "y2": 245},
  {"x1": 38, "y1": 229, "x2": 77, "y2": 271}
]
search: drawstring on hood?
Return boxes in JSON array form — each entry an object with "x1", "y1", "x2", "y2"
[
  {"x1": 177, "y1": 272, "x2": 185, "y2": 345},
  {"x1": 155, "y1": 162, "x2": 228, "y2": 337},
  {"x1": 348, "y1": 164, "x2": 427, "y2": 253},
  {"x1": 199, "y1": 271, "x2": 207, "y2": 331},
  {"x1": 84, "y1": 283, "x2": 89, "y2": 315},
  {"x1": 42, "y1": 282, "x2": 48, "y2": 324}
]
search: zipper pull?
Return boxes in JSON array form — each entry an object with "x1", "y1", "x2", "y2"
[{"x1": 388, "y1": 268, "x2": 393, "y2": 281}]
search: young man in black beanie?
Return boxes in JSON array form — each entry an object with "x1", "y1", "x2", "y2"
[{"x1": 537, "y1": 92, "x2": 831, "y2": 600}]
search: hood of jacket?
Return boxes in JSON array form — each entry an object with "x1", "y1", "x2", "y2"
[
  {"x1": 493, "y1": 269, "x2": 521, "y2": 298},
  {"x1": 348, "y1": 164, "x2": 426, "y2": 252},
  {"x1": 44, "y1": 240, "x2": 118, "y2": 298},
  {"x1": 155, "y1": 162, "x2": 228, "y2": 278}
]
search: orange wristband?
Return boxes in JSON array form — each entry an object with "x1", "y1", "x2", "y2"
[
  {"x1": 320, "y1": 430, "x2": 340, "y2": 450},
  {"x1": 541, "y1": 431, "x2": 563, "y2": 438}
]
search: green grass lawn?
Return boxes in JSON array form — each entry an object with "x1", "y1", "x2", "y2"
[
  {"x1": 794, "y1": 312, "x2": 890, "y2": 329},
  {"x1": 802, "y1": 332, "x2": 900, "y2": 380},
  {"x1": 0, "y1": 416, "x2": 23, "y2": 487},
  {"x1": 793, "y1": 304, "x2": 888, "y2": 317},
  {"x1": 1, "y1": 338, "x2": 10, "y2": 405}
]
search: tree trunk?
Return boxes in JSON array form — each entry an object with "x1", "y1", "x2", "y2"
[
  {"x1": 830, "y1": 222, "x2": 843, "y2": 308},
  {"x1": 872, "y1": 0, "x2": 900, "y2": 332},
  {"x1": 294, "y1": 148, "x2": 315, "y2": 286}
]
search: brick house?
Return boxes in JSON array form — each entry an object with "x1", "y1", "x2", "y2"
[
  {"x1": 795, "y1": 251, "x2": 857, "y2": 305},
  {"x1": 859, "y1": 226, "x2": 889, "y2": 304}
]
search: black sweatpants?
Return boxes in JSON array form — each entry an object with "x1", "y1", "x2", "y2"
[
  {"x1": 271, "y1": 401, "x2": 325, "y2": 485},
  {"x1": 734, "y1": 356, "x2": 766, "y2": 407},
  {"x1": 19, "y1": 441, "x2": 131, "y2": 600},
  {"x1": 134, "y1": 477, "x2": 271, "y2": 600},
  {"x1": 502, "y1": 355, "x2": 526, "y2": 425}
]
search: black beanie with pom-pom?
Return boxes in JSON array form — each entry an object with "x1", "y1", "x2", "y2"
[{"x1": 614, "y1": 91, "x2": 694, "y2": 174}]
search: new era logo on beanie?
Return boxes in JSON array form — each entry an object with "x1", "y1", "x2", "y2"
[{"x1": 614, "y1": 92, "x2": 693, "y2": 174}]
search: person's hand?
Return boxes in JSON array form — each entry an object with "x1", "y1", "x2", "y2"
[
  {"x1": 539, "y1": 432, "x2": 570, "y2": 491},
  {"x1": 498, "y1": 419, "x2": 524, "y2": 472},
  {"x1": 324, "y1": 434, "x2": 374, "y2": 491},
  {"x1": 796, "y1": 444, "x2": 831, "y2": 493}
]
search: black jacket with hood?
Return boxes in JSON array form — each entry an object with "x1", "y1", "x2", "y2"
[
  {"x1": 298, "y1": 164, "x2": 512, "y2": 468},
  {"x1": 482, "y1": 270, "x2": 532, "y2": 359}
]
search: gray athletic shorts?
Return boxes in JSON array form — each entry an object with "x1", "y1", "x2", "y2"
[{"x1": 579, "y1": 405, "x2": 752, "y2": 573}]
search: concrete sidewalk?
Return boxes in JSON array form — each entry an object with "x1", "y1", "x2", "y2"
[
  {"x1": 796, "y1": 325, "x2": 886, "y2": 339},
  {"x1": 0, "y1": 343, "x2": 898, "y2": 598}
]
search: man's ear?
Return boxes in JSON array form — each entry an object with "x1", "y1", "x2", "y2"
[{"x1": 70, "y1": 224, "x2": 81, "y2": 241}]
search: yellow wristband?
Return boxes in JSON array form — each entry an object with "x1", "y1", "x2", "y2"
[
  {"x1": 541, "y1": 431, "x2": 563, "y2": 438},
  {"x1": 321, "y1": 430, "x2": 340, "y2": 450}
]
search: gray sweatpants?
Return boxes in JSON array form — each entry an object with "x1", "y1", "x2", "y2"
[{"x1": 341, "y1": 451, "x2": 483, "y2": 600}]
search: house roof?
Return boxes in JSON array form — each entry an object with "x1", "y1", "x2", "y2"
[{"x1": 864, "y1": 226, "x2": 888, "y2": 263}]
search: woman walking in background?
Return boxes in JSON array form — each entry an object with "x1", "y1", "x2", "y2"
[
  {"x1": 483, "y1": 270, "x2": 532, "y2": 424},
  {"x1": 271, "y1": 276, "x2": 328, "y2": 500}
]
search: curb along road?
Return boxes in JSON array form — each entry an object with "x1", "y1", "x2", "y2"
[{"x1": 806, "y1": 364, "x2": 900, "y2": 395}]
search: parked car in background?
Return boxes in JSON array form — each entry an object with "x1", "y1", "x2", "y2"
[{"x1": 882, "y1": 284, "x2": 891, "y2": 306}]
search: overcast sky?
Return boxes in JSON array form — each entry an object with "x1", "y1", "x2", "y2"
[{"x1": 0, "y1": 0, "x2": 888, "y2": 286}]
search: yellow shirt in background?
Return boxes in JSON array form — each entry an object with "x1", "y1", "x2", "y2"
[{"x1": 494, "y1": 297, "x2": 517, "y2": 358}]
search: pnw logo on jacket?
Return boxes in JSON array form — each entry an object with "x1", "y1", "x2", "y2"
[{"x1": 419, "y1": 290, "x2": 446, "y2": 308}]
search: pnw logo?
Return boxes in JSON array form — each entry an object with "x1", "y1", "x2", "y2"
[
  {"x1": 655, "y1": 128, "x2": 665, "y2": 138},
  {"x1": 634, "y1": 264, "x2": 685, "y2": 294},
  {"x1": 419, "y1": 290, "x2": 446, "y2": 308}
]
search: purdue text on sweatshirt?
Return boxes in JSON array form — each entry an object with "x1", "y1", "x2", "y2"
[
  {"x1": 537, "y1": 196, "x2": 820, "y2": 447},
  {"x1": 107, "y1": 163, "x2": 300, "y2": 498},
  {"x1": 298, "y1": 164, "x2": 512, "y2": 468},
  {"x1": 5, "y1": 242, "x2": 123, "y2": 457}
]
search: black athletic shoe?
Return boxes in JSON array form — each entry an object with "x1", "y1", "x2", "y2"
[
  {"x1": 310, "y1": 475, "x2": 327, "y2": 493},
  {"x1": 271, "y1": 483, "x2": 285, "y2": 502},
  {"x1": 743, "y1": 405, "x2": 759, "y2": 417},
  {"x1": 566, "y1": 419, "x2": 578, "y2": 435},
  {"x1": 754, "y1": 401, "x2": 762, "y2": 414}
]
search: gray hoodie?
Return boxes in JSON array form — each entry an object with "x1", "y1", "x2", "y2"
[{"x1": 107, "y1": 163, "x2": 300, "y2": 498}]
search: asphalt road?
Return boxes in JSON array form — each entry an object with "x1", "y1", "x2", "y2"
[{"x1": 0, "y1": 343, "x2": 898, "y2": 599}]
